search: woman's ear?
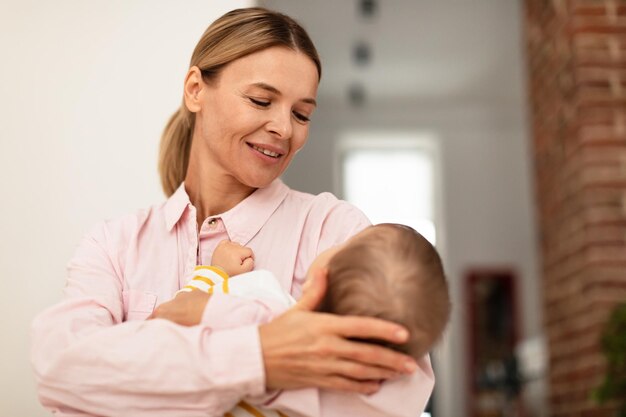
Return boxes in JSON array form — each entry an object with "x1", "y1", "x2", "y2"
[{"x1": 183, "y1": 66, "x2": 203, "y2": 113}]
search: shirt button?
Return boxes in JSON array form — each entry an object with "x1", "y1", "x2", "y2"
[{"x1": 208, "y1": 218, "x2": 217, "y2": 229}]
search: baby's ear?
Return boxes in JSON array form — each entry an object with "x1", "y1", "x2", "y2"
[
  {"x1": 295, "y1": 267, "x2": 328, "y2": 312},
  {"x1": 315, "y1": 292, "x2": 330, "y2": 313}
]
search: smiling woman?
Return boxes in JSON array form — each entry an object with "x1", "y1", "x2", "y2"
[
  {"x1": 157, "y1": 7, "x2": 322, "y2": 198},
  {"x1": 183, "y1": 46, "x2": 319, "y2": 217},
  {"x1": 30, "y1": 7, "x2": 432, "y2": 417}
]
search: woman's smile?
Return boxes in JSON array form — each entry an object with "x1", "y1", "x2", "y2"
[{"x1": 247, "y1": 142, "x2": 285, "y2": 161}]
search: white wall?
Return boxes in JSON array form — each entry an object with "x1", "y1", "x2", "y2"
[{"x1": 0, "y1": 1, "x2": 253, "y2": 415}]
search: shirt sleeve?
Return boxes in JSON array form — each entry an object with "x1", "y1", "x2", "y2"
[
  {"x1": 30, "y1": 222, "x2": 266, "y2": 417},
  {"x1": 315, "y1": 196, "x2": 371, "y2": 254},
  {"x1": 201, "y1": 292, "x2": 285, "y2": 329},
  {"x1": 317, "y1": 355, "x2": 435, "y2": 417},
  {"x1": 262, "y1": 355, "x2": 434, "y2": 417},
  {"x1": 291, "y1": 196, "x2": 372, "y2": 300}
]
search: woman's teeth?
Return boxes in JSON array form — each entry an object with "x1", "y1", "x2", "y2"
[{"x1": 252, "y1": 145, "x2": 280, "y2": 158}]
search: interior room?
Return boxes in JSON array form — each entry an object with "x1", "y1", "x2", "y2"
[{"x1": 1, "y1": 1, "x2": 624, "y2": 416}]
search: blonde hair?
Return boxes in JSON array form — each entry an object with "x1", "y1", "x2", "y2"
[
  {"x1": 158, "y1": 7, "x2": 321, "y2": 196},
  {"x1": 321, "y1": 224, "x2": 451, "y2": 359}
]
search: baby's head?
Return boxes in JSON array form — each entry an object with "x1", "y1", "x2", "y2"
[{"x1": 317, "y1": 223, "x2": 450, "y2": 359}]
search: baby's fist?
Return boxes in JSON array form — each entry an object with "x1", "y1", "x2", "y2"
[{"x1": 212, "y1": 240, "x2": 254, "y2": 276}]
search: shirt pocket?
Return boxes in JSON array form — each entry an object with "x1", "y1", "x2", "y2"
[{"x1": 122, "y1": 289, "x2": 158, "y2": 321}]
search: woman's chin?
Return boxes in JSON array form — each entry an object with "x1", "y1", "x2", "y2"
[{"x1": 239, "y1": 172, "x2": 280, "y2": 190}]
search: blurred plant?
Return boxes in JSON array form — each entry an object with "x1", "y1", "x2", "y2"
[{"x1": 593, "y1": 302, "x2": 626, "y2": 417}]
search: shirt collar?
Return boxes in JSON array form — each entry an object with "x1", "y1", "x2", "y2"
[
  {"x1": 221, "y1": 179, "x2": 289, "y2": 245},
  {"x1": 163, "y1": 179, "x2": 290, "y2": 243},
  {"x1": 164, "y1": 183, "x2": 193, "y2": 231}
]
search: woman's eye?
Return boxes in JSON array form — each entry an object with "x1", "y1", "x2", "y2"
[
  {"x1": 249, "y1": 97, "x2": 270, "y2": 107},
  {"x1": 293, "y1": 111, "x2": 310, "y2": 123}
]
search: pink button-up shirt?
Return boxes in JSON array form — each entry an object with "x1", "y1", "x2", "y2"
[{"x1": 31, "y1": 179, "x2": 433, "y2": 416}]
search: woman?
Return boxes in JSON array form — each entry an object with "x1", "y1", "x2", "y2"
[{"x1": 31, "y1": 8, "x2": 432, "y2": 416}]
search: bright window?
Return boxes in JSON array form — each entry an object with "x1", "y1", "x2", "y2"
[{"x1": 336, "y1": 132, "x2": 440, "y2": 246}]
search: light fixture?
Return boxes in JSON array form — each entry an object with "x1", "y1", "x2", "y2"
[
  {"x1": 353, "y1": 41, "x2": 371, "y2": 66},
  {"x1": 359, "y1": 0, "x2": 377, "y2": 18}
]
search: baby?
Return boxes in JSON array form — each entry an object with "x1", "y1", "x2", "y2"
[{"x1": 178, "y1": 223, "x2": 450, "y2": 417}]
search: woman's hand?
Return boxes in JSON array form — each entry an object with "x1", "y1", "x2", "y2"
[
  {"x1": 259, "y1": 268, "x2": 417, "y2": 395},
  {"x1": 147, "y1": 290, "x2": 210, "y2": 326}
]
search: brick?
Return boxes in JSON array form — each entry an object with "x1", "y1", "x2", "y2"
[
  {"x1": 551, "y1": 383, "x2": 599, "y2": 407},
  {"x1": 584, "y1": 223, "x2": 626, "y2": 242},
  {"x1": 584, "y1": 204, "x2": 626, "y2": 223},
  {"x1": 571, "y1": 2, "x2": 626, "y2": 17},
  {"x1": 576, "y1": 106, "x2": 626, "y2": 125},
  {"x1": 571, "y1": 16, "x2": 626, "y2": 35},
  {"x1": 576, "y1": 86, "x2": 626, "y2": 108},
  {"x1": 580, "y1": 186, "x2": 625, "y2": 206},
  {"x1": 572, "y1": 33, "x2": 626, "y2": 66},
  {"x1": 545, "y1": 299, "x2": 609, "y2": 332},
  {"x1": 581, "y1": 408, "x2": 619, "y2": 417},
  {"x1": 580, "y1": 163, "x2": 626, "y2": 185},
  {"x1": 572, "y1": 33, "x2": 626, "y2": 49},
  {"x1": 587, "y1": 243, "x2": 626, "y2": 262},
  {"x1": 544, "y1": 245, "x2": 586, "y2": 280}
]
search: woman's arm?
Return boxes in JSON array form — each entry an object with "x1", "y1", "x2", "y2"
[
  {"x1": 31, "y1": 224, "x2": 265, "y2": 417},
  {"x1": 151, "y1": 268, "x2": 416, "y2": 394}
]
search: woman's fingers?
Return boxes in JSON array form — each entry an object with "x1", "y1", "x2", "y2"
[
  {"x1": 330, "y1": 314, "x2": 410, "y2": 344},
  {"x1": 314, "y1": 352, "x2": 398, "y2": 381},
  {"x1": 305, "y1": 312, "x2": 415, "y2": 372},
  {"x1": 302, "y1": 324, "x2": 415, "y2": 375},
  {"x1": 331, "y1": 335, "x2": 417, "y2": 374},
  {"x1": 271, "y1": 362, "x2": 383, "y2": 394}
]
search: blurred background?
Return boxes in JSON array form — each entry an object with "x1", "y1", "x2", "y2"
[{"x1": 1, "y1": 1, "x2": 624, "y2": 416}]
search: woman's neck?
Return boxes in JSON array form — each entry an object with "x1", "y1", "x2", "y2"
[
  {"x1": 188, "y1": 176, "x2": 253, "y2": 212},
  {"x1": 184, "y1": 151, "x2": 255, "y2": 226}
]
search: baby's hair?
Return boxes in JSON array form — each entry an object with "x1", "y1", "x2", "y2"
[{"x1": 320, "y1": 223, "x2": 450, "y2": 359}]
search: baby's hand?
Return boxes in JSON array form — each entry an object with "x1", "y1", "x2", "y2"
[{"x1": 212, "y1": 240, "x2": 254, "y2": 276}]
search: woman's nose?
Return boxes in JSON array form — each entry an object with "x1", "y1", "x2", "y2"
[{"x1": 265, "y1": 109, "x2": 293, "y2": 140}]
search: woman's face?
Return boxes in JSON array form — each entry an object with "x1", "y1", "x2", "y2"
[{"x1": 192, "y1": 46, "x2": 319, "y2": 189}]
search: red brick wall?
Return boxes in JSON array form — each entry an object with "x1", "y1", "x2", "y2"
[{"x1": 525, "y1": 0, "x2": 626, "y2": 415}]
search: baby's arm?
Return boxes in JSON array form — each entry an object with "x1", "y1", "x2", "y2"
[{"x1": 176, "y1": 240, "x2": 254, "y2": 297}]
